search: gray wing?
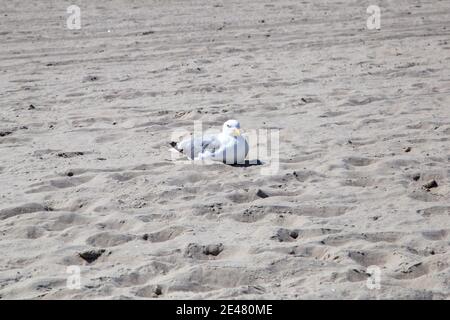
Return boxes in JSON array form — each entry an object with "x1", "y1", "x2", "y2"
[{"x1": 176, "y1": 135, "x2": 222, "y2": 159}]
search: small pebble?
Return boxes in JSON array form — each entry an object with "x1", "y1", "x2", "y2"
[
  {"x1": 83, "y1": 75, "x2": 98, "y2": 82},
  {"x1": 203, "y1": 244, "x2": 224, "y2": 256},
  {"x1": 78, "y1": 249, "x2": 105, "y2": 263},
  {"x1": 423, "y1": 180, "x2": 438, "y2": 190},
  {"x1": 256, "y1": 189, "x2": 269, "y2": 198},
  {"x1": 154, "y1": 285, "x2": 162, "y2": 296},
  {"x1": 0, "y1": 131, "x2": 13, "y2": 137}
]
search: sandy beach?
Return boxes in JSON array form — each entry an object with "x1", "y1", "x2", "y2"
[{"x1": 0, "y1": 0, "x2": 449, "y2": 299}]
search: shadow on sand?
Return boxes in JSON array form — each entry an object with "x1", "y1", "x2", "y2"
[{"x1": 227, "y1": 160, "x2": 263, "y2": 167}]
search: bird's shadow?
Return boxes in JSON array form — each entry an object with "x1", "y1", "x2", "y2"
[{"x1": 227, "y1": 160, "x2": 263, "y2": 167}]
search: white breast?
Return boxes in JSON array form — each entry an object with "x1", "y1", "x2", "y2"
[{"x1": 218, "y1": 135, "x2": 249, "y2": 164}]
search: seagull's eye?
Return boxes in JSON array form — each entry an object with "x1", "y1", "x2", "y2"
[{"x1": 227, "y1": 124, "x2": 231, "y2": 128}]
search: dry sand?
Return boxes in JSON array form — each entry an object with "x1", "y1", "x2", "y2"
[{"x1": 0, "y1": 0, "x2": 449, "y2": 299}]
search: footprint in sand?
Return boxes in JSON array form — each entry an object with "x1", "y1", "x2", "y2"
[
  {"x1": 86, "y1": 232, "x2": 134, "y2": 247},
  {"x1": 0, "y1": 203, "x2": 52, "y2": 220},
  {"x1": 142, "y1": 226, "x2": 185, "y2": 243}
]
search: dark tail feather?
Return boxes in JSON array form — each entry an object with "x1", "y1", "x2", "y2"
[{"x1": 170, "y1": 141, "x2": 183, "y2": 153}]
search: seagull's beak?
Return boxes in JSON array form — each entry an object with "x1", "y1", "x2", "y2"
[{"x1": 232, "y1": 128, "x2": 241, "y2": 136}]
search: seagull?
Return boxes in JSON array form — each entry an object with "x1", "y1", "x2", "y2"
[{"x1": 170, "y1": 120, "x2": 249, "y2": 164}]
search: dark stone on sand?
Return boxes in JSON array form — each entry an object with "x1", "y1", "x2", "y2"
[
  {"x1": 67, "y1": 172, "x2": 74, "y2": 177},
  {"x1": 412, "y1": 173, "x2": 421, "y2": 181},
  {"x1": 28, "y1": 104, "x2": 36, "y2": 110},
  {"x1": 289, "y1": 230, "x2": 298, "y2": 239},
  {"x1": 272, "y1": 228, "x2": 298, "y2": 242},
  {"x1": 57, "y1": 152, "x2": 84, "y2": 158},
  {"x1": 256, "y1": 189, "x2": 269, "y2": 199},
  {"x1": 83, "y1": 75, "x2": 98, "y2": 82},
  {"x1": 79, "y1": 249, "x2": 105, "y2": 263},
  {"x1": 154, "y1": 285, "x2": 162, "y2": 296},
  {"x1": 142, "y1": 234, "x2": 149, "y2": 241},
  {"x1": 423, "y1": 180, "x2": 438, "y2": 190},
  {"x1": 0, "y1": 131, "x2": 13, "y2": 137},
  {"x1": 184, "y1": 243, "x2": 224, "y2": 258},
  {"x1": 203, "y1": 244, "x2": 224, "y2": 256},
  {"x1": 142, "y1": 31, "x2": 155, "y2": 35},
  {"x1": 404, "y1": 147, "x2": 412, "y2": 152}
]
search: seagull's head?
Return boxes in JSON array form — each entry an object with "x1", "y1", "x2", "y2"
[{"x1": 222, "y1": 119, "x2": 241, "y2": 137}]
